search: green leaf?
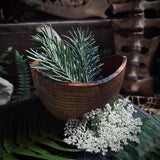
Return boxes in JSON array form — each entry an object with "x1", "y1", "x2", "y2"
[
  {"x1": 141, "y1": 124, "x2": 159, "y2": 144},
  {"x1": 143, "y1": 119, "x2": 160, "y2": 133},
  {"x1": 0, "y1": 103, "x2": 81, "y2": 160},
  {"x1": 16, "y1": 148, "x2": 73, "y2": 160},
  {"x1": 2, "y1": 114, "x2": 17, "y2": 153},
  {"x1": 48, "y1": 134, "x2": 64, "y2": 143},
  {"x1": 116, "y1": 150, "x2": 132, "y2": 160},
  {"x1": 0, "y1": 120, "x2": 6, "y2": 156},
  {"x1": 38, "y1": 138, "x2": 81, "y2": 152},
  {"x1": 152, "y1": 115, "x2": 160, "y2": 122},
  {"x1": 28, "y1": 144, "x2": 51, "y2": 156},
  {"x1": 143, "y1": 146, "x2": 160, "y2": 160},
  {"x1": 27, "y1": 144, "x2": 74, "y2": 160},
  {"x1": 116, "y1": 115, "x2": 160, "y2": 160},
  {"x1": 136, "y1": 132, "x2": 154, "y2": 156},
  {"x1": 16, "y1": 112, "x2": 30, "y2": 146},
  {"x1": 124, "y1": 144, "x2": 139, "y2": 160}
]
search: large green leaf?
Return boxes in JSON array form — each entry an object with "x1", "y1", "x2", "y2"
[
  {"x1": 116, "y1": 115, "x2": 160, "y2": 160},
  {"x1": 38, "y1": 138, "x2": 81, "y2": 152},
  {"x1": 16, "y1": 112, "x2": 30, "y2": 146},
  {"x1": 0, "y1": 104, "x2": 81, "y2": 160},
  {"x1": 0, "y1": 119, "x2": 8, "y2": 156},
  {"x1": 16, "y1": 146, "x2": 73, "y2": 160},
  {"x1": 2, "y1": 114, "x2": 18, "y2": 153}
]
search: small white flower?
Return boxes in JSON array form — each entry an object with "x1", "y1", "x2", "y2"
[{"x1": 63, "y1": 98, "x2": 142, "y2": 155}]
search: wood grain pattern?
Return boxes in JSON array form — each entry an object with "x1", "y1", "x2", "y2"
[{"x1": 31, "y1": 55, "x2": 127, "y2": 121}]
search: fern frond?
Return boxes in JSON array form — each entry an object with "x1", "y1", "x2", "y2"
[
  {"x1": 15, "y1": 50, "x2": 31, "y2": 96},
  {"x1": 0, "y1": 103, "x2": 81, "y2": 160},
  {"x1": 1, "y1": 101, "x2": 160, "y2": 160},
  {"x1": 27, "y1": 25, "x2": 103, "y2": 83},
  {"x1": 0, "y1": 47, "x2": 13, "y2": 76},
  {"x1": 0, "y1": 46, "x2": 12, "y2": 63}
]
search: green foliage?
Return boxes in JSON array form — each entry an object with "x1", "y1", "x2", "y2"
[
  {"x1": 0, "y1": 47, "x2": 13, "y2": 76},
  {"x1": 0, "y1": 48, "x2": 36, "y2": 101},
  {"x1": 116, "y1": 115, "x2": 160, "y2": 160},
  {"x1": 27, "y1": 25, "x2": 103, "y2": 83},
  {"x1": 63, "y1": 27, "x2": 102, "y2": 82},
  {"x1": 15, "y1": 50, "x2": 32, "y2": 97},
  {"x1": 0, "y1": 104, "x2": 81, "y2": 160},
  {"x1": 0, "y1": 100, "x2": 160, "y2": 160}
]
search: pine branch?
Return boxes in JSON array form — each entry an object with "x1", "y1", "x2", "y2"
[
  {"x1": 63, "y1": 27, "x2": 102, "y2": 82},
  {"x1": 27, "y1": 25, "x2": 103, "y2": 83}
]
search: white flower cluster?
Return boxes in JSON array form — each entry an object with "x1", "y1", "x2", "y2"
[{"x1": 64, "y1": 98, "x2": 142, "y2": 155}]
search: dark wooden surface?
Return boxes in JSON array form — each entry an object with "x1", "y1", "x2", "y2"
[
  {"x1": 0, "y1": 19, "x2": 113, "y2": 54},
  {"x1": 0, "y1": 95, "x2": 152, "y2": 160}
]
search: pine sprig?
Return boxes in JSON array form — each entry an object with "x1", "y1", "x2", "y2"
[
  {"x1": 27, "y1": 25, "x2": 103, "y2": 83},
  {"x1": 63, "y1": 27, "x2": 102, "y2": 82}
]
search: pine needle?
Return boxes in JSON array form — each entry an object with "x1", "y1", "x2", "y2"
[{"x1": 27, "y1": 25, "x2": 103, "y2": 83}]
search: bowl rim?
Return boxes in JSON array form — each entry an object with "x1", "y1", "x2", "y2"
[{"x1": 31, "y1": 55, "x2": 127, "y2": 87}]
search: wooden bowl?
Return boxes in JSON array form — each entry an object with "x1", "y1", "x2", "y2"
[{"x1": 30, "y1": 55, "x2": 127, "y2": 121}]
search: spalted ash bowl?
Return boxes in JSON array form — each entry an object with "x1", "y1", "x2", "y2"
[{"x1": 30, "y1": 55, "x2": 127, "y2": 121}]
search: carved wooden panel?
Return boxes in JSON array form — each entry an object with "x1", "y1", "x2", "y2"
[{"x1": 112, "y1": 0, "x2": 160, "y2": 96}]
